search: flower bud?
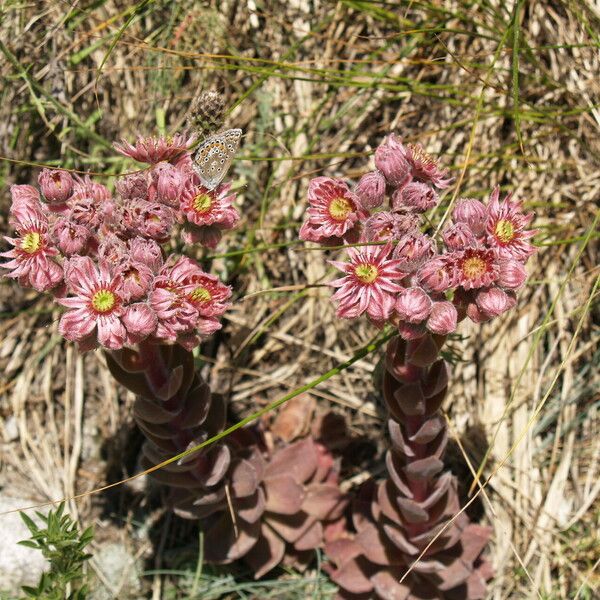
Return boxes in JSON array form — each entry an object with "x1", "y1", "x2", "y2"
[
  {"x1": 392, "y1": 181, "x2": 438, "y2": 213},
  {"x1": 365, "y1": 211, "x2": 418, "y2": 242},
  {"x1": 475, "y1": 287, "x2": 515, "y2": 317},
  {"x1": 497, "y1": 259, "x2": 527, "y2": 289},
  {"x1": 417, "y1": 256, "x2": 456, "y2": 293},
  {"x1": 427, "y1": 301, "x2": 458, "y2": 335},
  {"x1": 374, "y1": 134, "x2": 411, "y2": 187},
  {"x1": 129, "y1": 237, "x2": 164, "y2": 272},
  {"x1": 442, "y1": 222, "x2": 476, "y2": 251},
  {"x1": 51, "y1": 218, "x2": 90, "y2": 256},
  {"x1": 116, "y1": 174, "x2": 149, "y2": 200},
  {"x1": 452, "y1": 198, "x2": 487, "y2": 235},
  {"x1": 38, "y1": 169, "x2": 73, "y2": 206},
  {"x1": 152, "y1": 162, "x2": 186, "y2": 208},
  {"x1": 392, "y1": 233, "x2": 434, "y2": 272},
  {"x1": 123, "y1": 303, "x2": 158, "y2": 342},
  {"x1": 356, "y1": 171, "x2": 386, "y2": 209},
  {"x1": 395, "y1": 287, "x2": 432, "y2": 323}
]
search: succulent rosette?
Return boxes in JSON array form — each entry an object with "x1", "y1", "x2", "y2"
[{"x1": 299, "y1": 133, "x2": 538, "y2": 599}]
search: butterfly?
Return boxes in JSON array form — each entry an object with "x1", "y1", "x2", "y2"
[{"x1": 192, "y1": 128, "x2": 242, "y2": 190}]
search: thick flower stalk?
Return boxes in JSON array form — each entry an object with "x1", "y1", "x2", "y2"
[
  {"x1": 325, "y1": 335, "x2": 493, "y2": 599},
  {"x1": 298, "y1": 133, "x2": 538, "y2": 597}
]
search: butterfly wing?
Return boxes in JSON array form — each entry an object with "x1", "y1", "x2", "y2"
[{"x1": 192, "y1": 128, "x2": 242, "y2": 190}]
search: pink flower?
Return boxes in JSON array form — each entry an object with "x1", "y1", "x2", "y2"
[
  {"x1": 442, "y1": 222, "x2": 477, "y2": 251},
  {"x1": 180, "y1": 182, "x2": 239, "y2": 233},
  {"x1": 38, "y1": 169, "x2": 73, "y2": 207},
  {"x1": 57, "y1": 257, "x2": 128, "y2": 350},
  {"x1": 486, "y1": 187, "x2": 536, "y2": 261},
  {"x1": 455, "y1": 247, "x2": 499, "y2": 290},
  {"x1": 391, "y1": 181, "x2": 439, "y2": 213},
  {"x1": 417, "y1": 255, "x2": 456, "y2": 293},
  {"x1": 1, "y1": 209, "x2": 63, "y2": 292},
  {"x1": 9, "y1": 185, "x2": 41, "y2": 210},
  {"x1": 114, "y1": 133, "x2": 196, "y2": 164},
  {"x1": 50, "y1": 218, "x2": 90, "y2": 256},
  {"x1": 392, "y1": 233, "x2": 435, "y2": 272},
  {"x1": 356, "y1": 171, "x2": 386, "y2": 210},
  {"x1": 148, "y1": 256, "x2": 224, "y2": 347},
  {"x1": 427, "y1": 301, "x2": 458, "y2": 335},
  {"x1": 184, "y1": 271, "x2": 232, "y2": 318},
  {"x1": 299, "y1": 177, "x2": 366, "y2": 244},
  {"x1": 452, "y1": 198, "x2": 487, "y2": 235},
  {"x1": 395, "y1": 287, "x2": 432, "y2": 323},
  {"x1": 364, "y1": 211, "x2": 418, "y2": 242},
  {"x1": 329, "y1": 243, "x2": 404, "y2": 321},
  {"x1": 404, "y1": 143, "x2": 452, "y2": 189},
  {"x1": 374, "y1": 134, "x2": 412, "y2": 187},
  {"x1": 151, "y1": 162, "x2": 187, "y2": 208}
]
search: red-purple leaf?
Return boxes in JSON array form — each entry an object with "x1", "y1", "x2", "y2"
[
  {"x1": 263, "y1": 475, "x2": 305, "y2": 515},
  {"x1": 203, "y1": 515, "x2": 260, "y2": 563},
  {"x1": 230, "y1": 458, "x2": 259, "y2": 498},
  {"x1": 329, "y1": 557, "x2": 375, "y2": 595},
  {"x1": 243, "y1": 522, "x2": 286, "y2": 579},
  {"x1": 264, "y1": 437, "x2": 318, "y2": 483},
  {"x1": 234, "y1": 488, "x2": 266, "y2": 524},
  {"x1": 302, "y1": 483, "x2": 347, "y2": 520},
  {"x1": 371, "y1": 569, "x2": 411, "y2": 600},
  {"x1": 355, "y1": 523, "x2": 404, "y2": 565},
  {"x1": 293, "y1": 519, "x2": 323, "y2": 551}
]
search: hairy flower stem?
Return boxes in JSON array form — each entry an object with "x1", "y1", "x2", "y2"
[
  {"x1": 326, "y1": 333, "x2": 492, "y2": 599},
  {"x1": 136, "y1": 340, "x2": 168, "y2": 389}
]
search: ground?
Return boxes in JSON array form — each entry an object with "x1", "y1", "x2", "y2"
[{"x1": 0, "y1": 1, "x2": 599, "y2": 599}]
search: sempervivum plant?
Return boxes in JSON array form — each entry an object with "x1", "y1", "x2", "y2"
[
  {"x1": 2, "y1": 93, "x2": 348, "y2": 577},
  {"x1": 298, "y1": 134, "x2": 538, "y2": 598}
]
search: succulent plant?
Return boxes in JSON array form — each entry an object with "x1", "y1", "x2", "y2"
[
  {"x1": 106, "y1": 341, "x2": 348, "y2": 578},
  {"x1": 325, "y1": 335, "x2": 493, "y2": 599}
]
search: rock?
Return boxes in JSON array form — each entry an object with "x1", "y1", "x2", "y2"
[
  {"x1": 0, "y1": 496, "x2": 49, "y2": 594},
  {"x1": 90, "y1": 542, "x2": 142, "y2": 600}
]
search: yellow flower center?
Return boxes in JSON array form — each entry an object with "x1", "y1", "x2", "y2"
[
  {"x1": 329, "y1": 197, "x2": 353, "y2": 221},
  {"x1": 20, "y1": 232, "x2": 42, "y2": 254},
  {"x1": 462, "y1": 257, "x2": 486, "y2": 279},
  {"x1": 189, "y1": 286, "x2": 212, "y2": 303},
  {"x1": 193, "y1": 193, "x2": 213, "y2": 213},
  {"x1": 354, "y1": 263, "x2": 379, "y2": 284},
  {"x1": 91, "y1": 289, "x2": 116, "y2": 313},
  {"x1": 494, "y1": 219, "x2": 515, "y2": 243}
]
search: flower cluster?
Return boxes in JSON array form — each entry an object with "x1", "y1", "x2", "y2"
[
  {"x1": 1, "y1": 134, "x2": 240, "y2": 351},
  {"x1": 299, "y1": 134, "x2": 537, "y2": 338}
]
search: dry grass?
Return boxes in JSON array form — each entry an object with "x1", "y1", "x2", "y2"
[{"x1": 0, "y1": 1, "x2": 599, "y2": 598}]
